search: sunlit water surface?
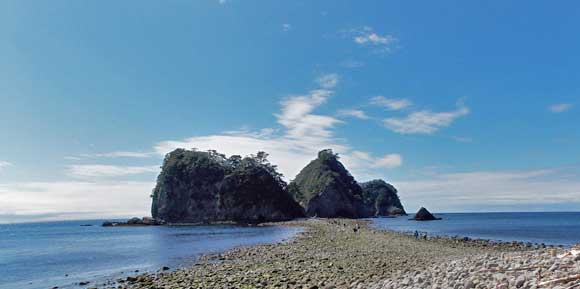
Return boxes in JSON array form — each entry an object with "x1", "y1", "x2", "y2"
[
  {"x1": 372, "y1": 212, "x2": 580, "y2": 246},
  {"x1": 0, "y1": 220, "x2": 301, "y2": 289}
]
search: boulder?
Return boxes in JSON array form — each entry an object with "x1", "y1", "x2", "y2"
[{"x1": 411, "y1": 207, "x2": 441, "y2": 221}]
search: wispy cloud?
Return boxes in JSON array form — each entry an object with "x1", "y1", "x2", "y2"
[
  {"x1": 348, "y1": 151, "x2": 402, "y2": 169},
  {"x1": 349, "y1": 26, "x2": 399, "y2": 53},
  {"x1": 337, "y1": 109, "x2": 369, "y2": 119},
  {"x1": 549, "y1": 103, "x2": 573, "y2": 113},
  {"x1": 383, "y1": 100, "x2": 470, "y2": 134},
  {"x1": 0, "y1": 181, "x2": 154, "y2": 223},
  {"x1": 370, "y1": 96, "x2": 412, "y2": 110},
  {"x1": 374, "y1": 154, "x2": 403, "y2": 168},
  {"x1": 316, "y1": 73, "x2": 339, "y2": 89},
  {"x1": 394, "y1": 168, "x2": 580, "y2": 212},
  {"x1": 282, "y1": 23, "x2": 291, "y2": 32},
  {"x1": 67, "y1": 165, "x2": 159, "y2": 178},
  {"x1": 277, "y1": 89, "x2": 342, "y2": 139},
  {"x1": 154, "y1": 75, "x2": 401, "y2": 181},
  {"x1": 0, "y1": 161, "x2": 13, "y2": 171},
  {"x1": 65, "y1": 151, "x2": 155, "y2": 161},
  {"x1": 96, "y1": 151, "x2": 154, "y2": 158}
]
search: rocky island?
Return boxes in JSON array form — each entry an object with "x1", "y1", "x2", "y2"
[
  {"x1": 411, "y1": 207, "x2": 441, "y2": 221},
  {"x1": 150, "y1": 148, "x2": 406, "y2": 223},
  {"x1": 95, "y1": 149, "x2": 577, "y2": 289},
  {"x1": 287, "y1": 149, "x2": 370, "y2": 218},
  {"x1": 287, "y1": 149, "x2": 406, "y2": 218},
  {"x1": 360, "y1": 179, "x2": 406, "y2": 216},
  {"x1": 150, "y1": 149, "x2": 304, "y2": 224},
  {"x1": 102, "y1": 217, "x2": 165, "y2": 227}
]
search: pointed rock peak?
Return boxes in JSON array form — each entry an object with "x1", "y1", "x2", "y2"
[
  {"x1": 317, "y1": 148, "x2": 338, "y2": 161},
  {"x1": 412, "y1": 207, "x2": 441, "y2": 221},
  {"x1": 288, "y1": 149, "x2": 368, "y2": 218}
]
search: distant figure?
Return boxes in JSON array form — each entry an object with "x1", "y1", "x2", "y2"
[
  {"x1": 414, "y1": 230, "x2": 419, "y2": 239},
  {"x1": 353, "y1": 224, "x2": 360, "y2": 234},
  {"x1": 423, "y1": 233, "x2": 428, "y2": 240}
]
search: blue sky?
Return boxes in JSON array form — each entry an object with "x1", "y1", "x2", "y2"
[{"x1": 1, "y1": 1, "x2": 579, "y2": 223}]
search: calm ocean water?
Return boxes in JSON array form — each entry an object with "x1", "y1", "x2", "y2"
[
  {"x1": 3, "y1": 213, "x2": 579, "y2": 289},
  {"x1": 0, "y1": 220, "x2": 301, "y2": 289},
  {"x1": 372, "y1": 212, "x2": 580, "y2": 246}
]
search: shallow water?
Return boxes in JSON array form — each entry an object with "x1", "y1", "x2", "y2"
[
  {"x1": 0, "y1": 220, "x2": 300, "y2": 289},
  {"x1": 372, "y1": 212, "x2": 580, "y2": 246}
]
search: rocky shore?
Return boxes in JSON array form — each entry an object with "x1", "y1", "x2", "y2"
[
  {"x1": 370, "y1": 249, "x2": 580, "y2": 289},
  {"x1": 83, "y1": 219, "x2": 574, "y2": 289}
]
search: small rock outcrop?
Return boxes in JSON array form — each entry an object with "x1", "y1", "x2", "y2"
[
  {"x1": 411, "y1": 207, "x2": 441, "y2": 221},
  {"x1": 287, "y1": 149, "x2": 370, "y2": 218},
  {"x1": 102, "y1": 217, "x2": 165, "y2": 227},
  {"x1": 360, "y1": 179, "x2": 406, "y2": 216},
  {"x1": 151, "y1": 149, "x2": 304, "y2": 224}
]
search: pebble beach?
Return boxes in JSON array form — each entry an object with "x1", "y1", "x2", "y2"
[{"x1": 93, "y1": 219, "x2": 578, "y2": 289}]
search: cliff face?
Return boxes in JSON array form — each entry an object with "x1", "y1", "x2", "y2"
[
  {"x1": 151, "y1": 149, "x2": 304, "y2": 223},
  {"x1": 360, "y1": 179, "x2": 406, "y2": 216},
  {"x1": 288, "y1": 149, "x2": 371, "y2": 218}
]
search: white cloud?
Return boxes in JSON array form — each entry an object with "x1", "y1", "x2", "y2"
[
  {"x1": 374, "y1": 154, "x2": 403, "y2": 168},
  {"x1": 348, "y1": 151, "x2": 402, "y2": 169},
  {"x1": 383, "y1": 102, "x2": 470, "y2": 134},
  {"x1": 394, "y1": 168, "x2": 580, "y2": 212},
  {"x1": 64, "y1": 151, "x2": 154, "y2": 161},
  {"x1": 155, "y1": 75, "x2": 401, "y2": 181},
  {"x1": 355, "y1": 33, "x2": 395, "y2": 45},
  {"x1": 350, "y1": 27, "x2": 399, "y2": 53},
  {"x1": 0, "y1": 181, "x2": 154, "y2": 223},
  {"x1": 0, "y1": 161, "x2": 13, "y2": 170},
  {"x1": 155, "y1": 132, "x2": 401, "y2": 182},
  {"x1": 67, "y1": 165, "x2": 159, "y2": 178},
  {"x1": 282, "y1": 24, "x2": 291, "y2": 32},
  {"x1": 218, "y1": 0, "x2": 226, "y2": 4},
  {"x1": 337, "y1": 109, "x2": 369, "y2": 119},
  {"x1": 96, "y1": 151, "x2": 154, "y2": 158},
  {"x1": 370, "y1": 96, "x2": 412, "y2": 110},
  {"x1": 153, "y1": 87, "x2": 344, "y2": 180},
  {"x1": 316, "y1": 73, "x2": 339, "y2": 89},
  {"x1": 276, "y1": 89, "x2": 342, "y2": 140},
  {"x1": 549, "y1": 103, "x2": 573, "y2": 113}
]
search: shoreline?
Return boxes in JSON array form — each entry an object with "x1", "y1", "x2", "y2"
[
  {"x1": 106, "y1": 219, "x2": 539, "y2": 289},
  {"x1": 372, "y1": 226, "x2": 567, "y2": 250}
]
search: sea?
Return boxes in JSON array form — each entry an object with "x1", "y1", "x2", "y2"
[
  {"x1": 2, "y1": 212, "x2": 580, "y2": 289},
  {"x1": 0, "y1": 220, "x2": 301, "y2": 289},
  {"x1": 372, "y1": 212, "x2": 580, "y2": 246}
]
